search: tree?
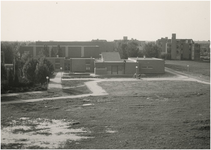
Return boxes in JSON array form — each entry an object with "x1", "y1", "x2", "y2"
[
  {"x1": 1, "y1": 63, "x2": 7, "y2": 80},
  {"x1": 51, "y1": 47, "x2": 58, "y2": 57},
  {"x1": 22, "y1": 56, "x2": 54, "y2": 84},
  {"x1": 143, "y1": 43, "x2": 161, "y2": 58},
  {"x1": 42, "y1": 58, "x2": 54, "y2": 76},
  {"x1": 127, "y1": 42, "x2": 139, "y2": 57},
  {"x1": 138, "y1": 50, "x2": 144, "y2": 57},
  {"x1": 23, "y1": 58, "x2": 39, "y2": 83},
  {"x1": 8, "y1": 69, "x2": 14, "y2": 86},
  {"x1": 118, "y1": 41, "x2": 139, "y2": 59},
  {"x1": 1, "y1": 42, "x2": 14, "y2": 63},
  {"x1": 35, "y1": 60, "x2": 50, "y2": 84},
  {"x1": 118, "y1": 43, "x2": 128, "y2": 59}
]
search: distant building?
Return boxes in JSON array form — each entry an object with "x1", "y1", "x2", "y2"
[
  {"x1": 194, "y1": 41, "x2": 210, "y2": 56},
  {"x1": 156, "y1": 33, "x2": 200, "y2": 60},
  {"x1": 156, "y1": 37, "x2": 168, "y2": 55},
  {"x1": 192, "y1": 43, "x2": 200, "y2": 60},
  {"x1": 19, "y1": 41, "x2": 117, "y2": 58},
  {"x1": 18, "y1": 39, "x2": 164, "y2": 74}
]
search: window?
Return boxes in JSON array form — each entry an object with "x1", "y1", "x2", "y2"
[
  {"x1": 142, "y1": 66, "x2": 153, "y2": 69},
  {"x1": 86, "y1": 66, "x2": 91, "y2": 70},
  {"x1": 86, "y1": 64, "x2": 91, "y2": 71},
  {"x1": 55, "y1": 59, "x2": 60, "y2": 63}
]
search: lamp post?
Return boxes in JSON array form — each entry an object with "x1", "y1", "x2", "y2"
[
  {"x1": 60, "y1": 67, "x2": 62, "y2": 81},
  {"x1": 136, "y1": 66, "x2": 138, "y2": 79},
  {"x1": 46, "y1": 76, "x2": 49, "y2": 89},
  {"x1": 46, "y1": 76, "x2": 49, "y2": 83},
  {"x1": 187, "y1": 65, "x2": 189, "y2": 72}
]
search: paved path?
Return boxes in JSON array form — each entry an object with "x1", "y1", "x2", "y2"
[
  {"x1": 1, "y1": 78, "x2": 139, "y2": 105},
  {"x1": 48, "y1": 72, "x2": 62, "y2": 89}
]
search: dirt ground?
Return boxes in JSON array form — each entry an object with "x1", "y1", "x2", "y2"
[{"x1": 1, "y1": 79, "x2": 210, "y2": 149}]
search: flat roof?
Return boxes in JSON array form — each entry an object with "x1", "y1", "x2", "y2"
[{"x1": 128, "y1": 57, "x2": 163, "y2": 61}]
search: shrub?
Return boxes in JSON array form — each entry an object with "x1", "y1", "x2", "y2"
[
  {"x1": 35, "y1": 59, "x2": 50, "y2": 84},
  {"x1": 23, "y1": 58, "x2": 38, "y2": 83},
  {"x1": 8, "y1": 69, "x2": 14, "y2": 86},
  {"x1": 22, "y1": 57, "x2": 54, "y2": 84},
  {"x1": 42, "y1": 58, "x2": 54, "y2": 76},
  {"x1": 1, "y1": 63, "x2": 7, "y2": 80}
]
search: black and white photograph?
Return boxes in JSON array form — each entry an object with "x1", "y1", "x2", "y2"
[{"x1": 1, "y1": 1, "x2": 210, "y2": 149}]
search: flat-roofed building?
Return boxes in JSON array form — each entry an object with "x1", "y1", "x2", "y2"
[
  {"x1": 156, "y1": 33, "x2": 197, "y2": 60},
  {"x1": 94, "y1": 52, "x2": 165, "y2": 75}
]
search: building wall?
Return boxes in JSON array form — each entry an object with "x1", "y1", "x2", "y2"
[
  {"x1": 71, "y1": 58, "x2": 94, "y2": 72},
  {"x1": 192, "y1": 44, "x2": 200, "y2": 60},
  {"x1": 46, "y1": 57, "x2": 94, "y2": 72},
  {"x1": 171, "y1": 34, "x2": 177, "y2": 59},
  {"x1": 35, "y1": 41, "x2": 116, "y2": 53},
  {"x1": 138, "y1": 59, "x2": 165, "y2": 74},
  {"x1": 19, "y1": 46, "x2": 34, "y2": 57},
  {"x1": 51, "y1": 46, "x2": 65, "y2": 57},
  {"x1": 47, "y1": 57, "x2": 65, "y2": 71},
  {"x1": 68, "y1": 47, "x2": 81, "y2": 58},
  {"x1": 200, "y1": 43, "x2": 210, "y2": 56},
  {"x1": 95, "y1": 62, "x2": 125, "y2": 75},
  {"x1": 71, "y1": 59, "x2": 86, "y2": 72},
  {"x1": 182, "y1": 43, "x2": 190, "y2": 60},
  {"x1": 156, "y1": 37, "x2": 168, "y2": 54},
  {"x1": 125, "y1": 62, "x2": 137, "y2": 75},
  {"x1": 84, "y1": 47, "x2": 100, "y2": 58}
]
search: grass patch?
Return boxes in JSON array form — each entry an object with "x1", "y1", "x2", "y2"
[
  {"x1": 1, "y1": 80, "x2": 91, "y2": 102},
  {"x1": 165, "y1": 60, "x2": 210, "y2": 81}
]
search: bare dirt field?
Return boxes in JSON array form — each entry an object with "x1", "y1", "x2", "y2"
[{"x1": 1, "y1": 79, "x2": 210, "y2": 149}]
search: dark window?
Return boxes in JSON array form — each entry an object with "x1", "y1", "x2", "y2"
[{"x1": 55, "y1": 59, "x2": 60, "y2": 63}]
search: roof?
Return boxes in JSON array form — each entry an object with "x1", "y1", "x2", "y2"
[
  {"x1": 128, "y1": 57, "x2": 163, "y2": 61},
  {"x1": 194, "y1": 41, "x2": 210, "y2": 44},
  {"x1": 101, "y1": 52, "x2": 121, "y2": 61}
]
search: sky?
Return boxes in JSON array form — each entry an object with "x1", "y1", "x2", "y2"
[{"x1": 1, "y1": 1, "x2": 210, "y2": 41}]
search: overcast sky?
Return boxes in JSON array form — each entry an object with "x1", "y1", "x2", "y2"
[{"x1": 1, "y1": 1, "x2": 210, "y2": 41}]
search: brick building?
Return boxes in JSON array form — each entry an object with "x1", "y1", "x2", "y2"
[{"x1": 156, "y1": 33, "x2": 200, "y2": 60}]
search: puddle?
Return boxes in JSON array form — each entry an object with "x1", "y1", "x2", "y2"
[
  {"x1": 1, "y1": 118, "x2": 92, "y2": 148},
  {"x1": 105, "y1": 126, "x2": 117, "y2": 134},
  {"x1": 106, "y1": 129, "x2": 117, "y2": 133},
  {"x1": 82, "y1": 103, "x2": 94, "y2": 107},
  {"x1": 20, "y1": 117, "x2": 30, "y2": 120}
]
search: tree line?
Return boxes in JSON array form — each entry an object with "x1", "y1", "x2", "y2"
[
  {"x1": 1, "y1": 41, "x2": 55, "y2": 93},
  {"x1": 117, "y1": 41, "x2": 162, "y2": 59}
]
